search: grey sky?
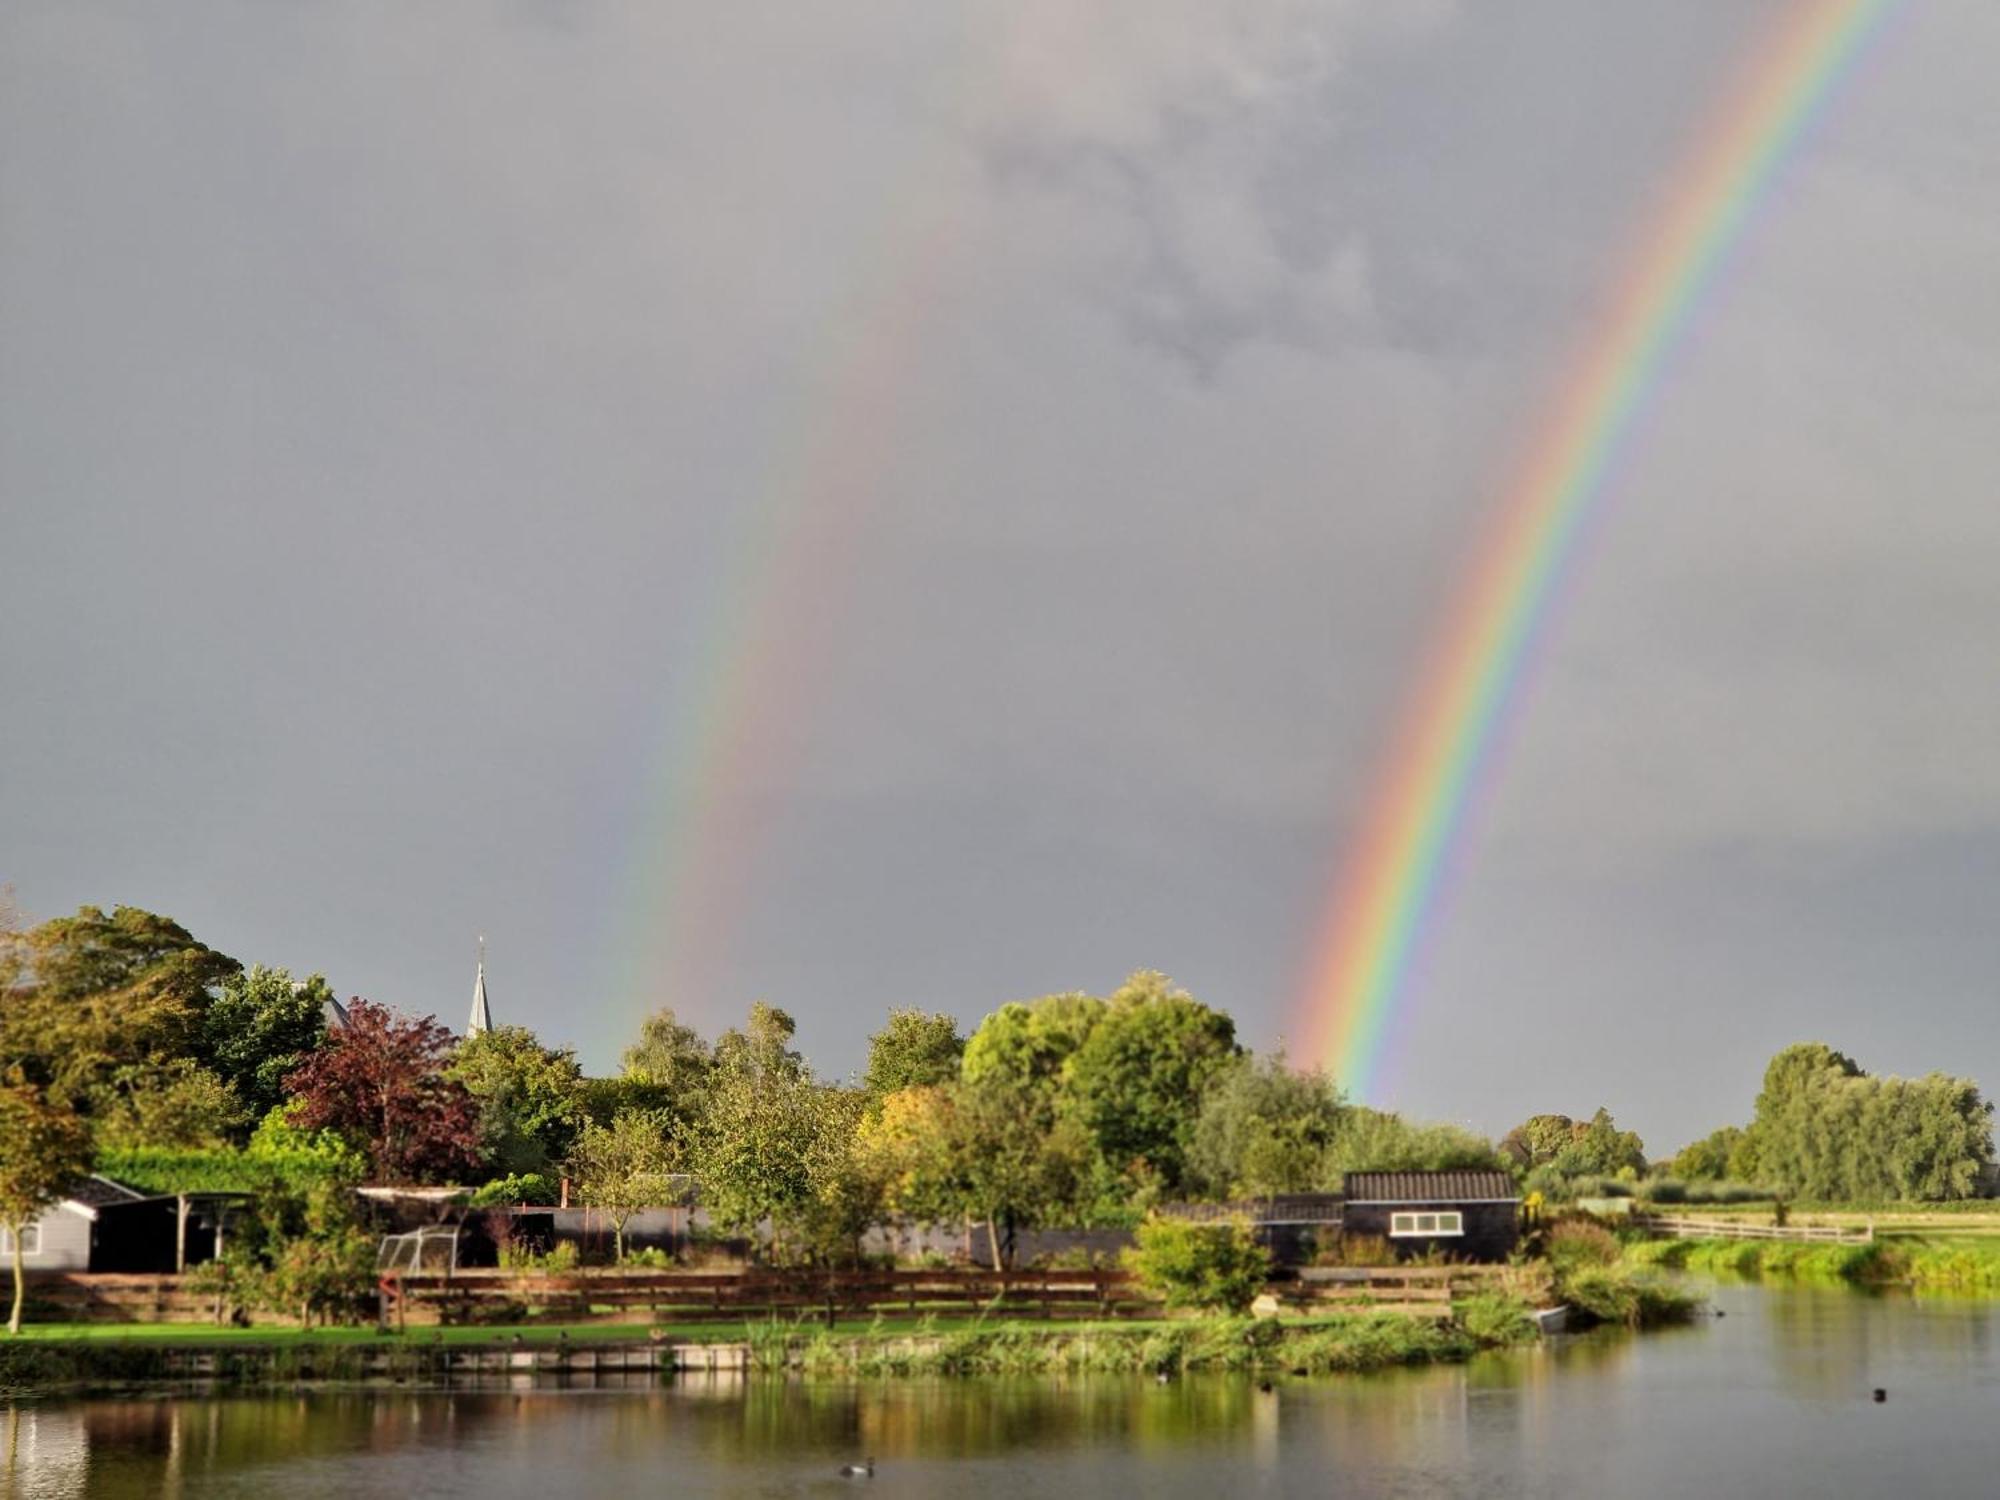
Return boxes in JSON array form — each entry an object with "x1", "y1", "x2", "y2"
[{"x1": 5, "y1": 1, "x2": 1996, "y2": 1152}]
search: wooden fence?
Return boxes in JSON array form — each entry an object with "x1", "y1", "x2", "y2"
[
  {"x1": 28, "y1": 1264, "x2": 1531, "y2": 1328},
  {"x1": 391, "y1": 1267, "x2": 1160, "y2": 1326},
  {"x1": 1633, "y1": 1215, "x2": 1874, "y2": 1245},
  {"x1": 26, "y1": 1273, "x2": 219, "y2": 1324}
]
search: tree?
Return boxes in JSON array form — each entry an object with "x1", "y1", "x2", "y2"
[
  {"x1": 93, "y1": 1056, "x2": 246, "y2": 1150},
  {"x1": 619, "y1": 1006, "x2": 714, "y2": 1113},
  {"x1": 790, "y1": 1088, "x2": 885, "y2": 1266},
  {"x1": 1123, "y1": 1215, "x2": 1269, "y2": 1314},
  {"x1": 449, "y1": 1025, "x2": 586, "y2": 1179},
  {"x1": 960, "y1": 991, "x2": 1105, "y2": 1097},
  {"x1": 1322, "y1": 1108, "x2": 1505, "y2": 1178},
  {"x1": 1188, "y1": 1051, "x2": 1347, "y2": 1198},
  {"x1": 711, "y1": 1001, "x2": 805, "y2": 1086},
  {"x1": 202, "y1": 966, "x2": 333, "y2": 1122},
  {"x1": 1499, "y1": 1114, "x2": 1580, "y2": 1170},
  {"x1": 862, "y1": 1009, "x2": 964, "y2": 1100},
  {"x1": 1669, "y1": 1125, "x2": 1752, "y2": 1182},
  {"x1": 1497, "y1": 1109, "x2": 1646, "y2": 1181},
  {"x1": 0, "y1": 1073, "x2": 93, "y2": 1334},
  {"x1": 856, "y1": 1085, "x2": 964, "y2": 1236},
  {"x1": 0, "y1": 906, "x2": 240, "y2": 1125},
  {"x1": 942, "y1": 1076, "x2": 1093, "y2": 1268},
  {"x1": 283, "y1": 1000, "x2": 481, "y2": 1183},
  {"x1": 567, "y1": 1109, "x2": 677, "y2": 1261},
  {"x1": 684, "y1": 1064, "x2": 820, "y2": 1259},
  {"x1": 1065, "y1": 971, "x2": 1238, "y2": 1194},
  {"x1": 1748, "y1": 1042, "x2": 1993, "y2": 1201}
]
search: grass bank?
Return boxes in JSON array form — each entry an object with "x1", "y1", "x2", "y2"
[
  {"x1": 1624, "y1": 1235, "x2": 2000, "y2": 1293},
  {"x1": 0, "y1": 1300, "x2": 1552, "y2": 1396}
]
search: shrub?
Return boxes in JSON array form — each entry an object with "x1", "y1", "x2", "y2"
[
  {"x1": 1560, "y1": 1265, "x2": 1702, "y2": 1328},
  {"x1": 1123, "y1": 1216, "x2": 1270, "y2": 1313},
  {"x1": 1457, "y1": 1291, "x2": 1537, "y2": 1346},
  {"x1": 1545, "y1": 1218, "x2": 1620, "y2": 1271}
]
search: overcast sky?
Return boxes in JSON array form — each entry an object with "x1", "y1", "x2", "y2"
[{"x1": 5, "y1": 1, "x2": 1997, "y2": 1151}]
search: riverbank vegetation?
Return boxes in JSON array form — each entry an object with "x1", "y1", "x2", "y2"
[{"x1": 1626, "y1": 1235, "x2": 2000, "y2": 1294}]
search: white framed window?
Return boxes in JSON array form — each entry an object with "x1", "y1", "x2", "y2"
[
  {"x1": 1389, "y1": 1211, "x2": 1463, "y2": 1238},
  {"x1": 0, "y1": 1224, "x2": 41, "y2": 1255}
]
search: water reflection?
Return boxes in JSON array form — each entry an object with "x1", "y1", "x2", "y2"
[{"x1": 6, "y1": 1287, "x2": 1997, "y2": 1499}]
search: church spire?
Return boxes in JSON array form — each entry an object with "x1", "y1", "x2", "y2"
[{"x1": 468, "y1": 936, "x2": 492, "y2": 1037}]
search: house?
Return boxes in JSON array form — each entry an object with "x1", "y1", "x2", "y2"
[
  {"x1": 1340, "y1": 1170, "x2": 1521, "y2": 1262},
  {"x1": 5, "y1": 1176, "x2": 244, "y2": 1273}
]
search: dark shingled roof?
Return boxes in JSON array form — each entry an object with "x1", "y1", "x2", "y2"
[{"x1": 1342, "y1": 1171, "x2": 1519, "y2": 1204}]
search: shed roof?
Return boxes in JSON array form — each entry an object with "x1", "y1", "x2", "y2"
[
  {"x1": 1343, "y1": 1171, "x2": 1519, "y2": 1204},
  {"x1": 63, "y1": 1175, "x2": 149, "y2": 1210}
]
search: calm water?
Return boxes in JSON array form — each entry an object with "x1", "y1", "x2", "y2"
[{"x1": 6, "y1": 1284, "x2": 1998, "y2": 1499}]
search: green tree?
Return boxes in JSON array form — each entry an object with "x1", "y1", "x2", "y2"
[
  {"x1": 943, "y1": 1076, "x2": 1093, "y2": 1267},
  {"x1": 1669, "y1": 1125, "x2": 1751, "y2": 1182},
  {"x1": 683, "y1": 1064, "x2": 821, "y2": 1259},
  {"x1": 790, "y1": 1087, "x2": 886, "y2": 1266},
  {"x1": 711, "y1": 1001, "x2": 805, "y2": 1086},
  {"x1": 960, "y1": 991, "x2": 1105, "y2": 1097},
  {"x1": 94, "y1": 1056, "x2": 246, "y2": 1150},
  {"x1": 202, "y1": 966, "x2": 332, "y2": 1122},
  {"x1": 1187, "y1": 1051, "x2": 1347, "y2": 1198},
  {"x1": 0, "y1": 906, "x2": 240, "y2": 1125},
  {"x1": 450, "y1": 1025, "x2": 586, "y2": 1180},
  {"x1": 0, "y1": 1073, "x2": 94, "y2": 1334},
  {"x1": 1065, "y1": 972, "x2": 1238, "y2": 1193},
  {"x1": 1748, "y1": 1042, "x2": 1992, "y2": 1201},
  {"x1": 619, "y1": 1007, "x2": 713, "y2": 1102},
  {"x1": 1322, "y1": 1108, "x2": 1505, "y2": 1178},
  {"x1": 862, "y1": 1009, "x2": 965, "y2": 1100},
  {"x1": 1123, "y1": 1215, "x2": 1269, "y2": 1314},
  {"x1": 566, "y1": 1109, "x2": 677, "y2": 1261},
  {"x1": 1499, "y1": 1114, "x2": 1579, "y2": 1170}
]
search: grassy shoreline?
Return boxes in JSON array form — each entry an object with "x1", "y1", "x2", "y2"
[
  {"x1": 0, "y1": 1306, "x2": 1547, "y2": 1397},
  {"x1": 1625, "y1": 1235, "x2": 2000, "y2": 1293}
]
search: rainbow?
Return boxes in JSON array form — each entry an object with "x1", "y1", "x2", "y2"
[
  {"x1": 599, "y1": 197, "x2": 964, "y2": 1030},
  {"x1": 1293, "y1": 0, "x2": 1901, "y2": 1100}
]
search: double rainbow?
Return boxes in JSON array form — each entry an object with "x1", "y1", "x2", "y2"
[{"x1": 1294, "y1": 0, "x2": 1900, "y2": 1099}]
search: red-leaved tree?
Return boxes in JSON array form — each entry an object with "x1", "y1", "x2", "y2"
[{"x1": 283, "y1": 1000, "x2": 481, "y2": 1183}]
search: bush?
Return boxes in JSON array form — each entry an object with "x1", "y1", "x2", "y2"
[
  {"x1": 1545, "y1": 1218, "x2": 1620, "y2": 1271},
  {"x1": 1457, "y1": 1291, "x2": 1538, "y2": 1347},
  {"x1": 1123, "y1": 1216, "x2": 1271, "y2": 1313},
  {"x1": 1559, "y1": 1265, "x2": 1702, "y2": 1328}
]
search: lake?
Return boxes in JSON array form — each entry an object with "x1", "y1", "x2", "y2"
[{"x1": 6, "y1": 1283, "x2": 1997, "y2": 1498}]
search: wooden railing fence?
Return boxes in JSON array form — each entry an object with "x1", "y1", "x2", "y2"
[{"x1": 1633, "y1": 1215, "x2": 1874, "y2": 1245}]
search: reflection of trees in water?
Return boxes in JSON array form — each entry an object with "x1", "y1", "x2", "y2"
[{"x1": 698, "y1": 1376, "x2": 1262, "y2": 1462}]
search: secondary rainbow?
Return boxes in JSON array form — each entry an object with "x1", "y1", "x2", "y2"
[{"x1": 1294, "y1": 0, "x2": 1900, "y2": 1099}]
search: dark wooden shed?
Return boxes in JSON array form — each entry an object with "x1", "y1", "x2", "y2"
[{"x1": 1341, "y1": 1171, "x2": 1521, "y2": 1262}]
